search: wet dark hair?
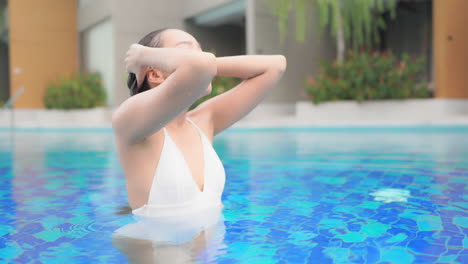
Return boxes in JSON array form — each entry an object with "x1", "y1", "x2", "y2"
[{"x1": 127, "y1": 28, "x2": 168, "y2": 96}]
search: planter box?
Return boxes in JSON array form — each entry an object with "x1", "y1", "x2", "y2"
[
  {"x1": 296, "y1": 99, "x2": 468, "y2": 124},
  {"x1": 0, "y1": 107, "x2": 113, "y2": 129}
]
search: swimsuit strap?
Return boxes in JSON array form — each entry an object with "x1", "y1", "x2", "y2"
[
  {"x1": 186, "y1": 117, "x2": 203, "y2": 135},
  {"x1": 162, "y1": 118, "x2": 201, "y2": 139}
]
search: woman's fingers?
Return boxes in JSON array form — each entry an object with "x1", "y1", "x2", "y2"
[
  {"x1": 135, "y1": 67, "x2": 148, "y2": 87},
  {"x1": 124, "y1": 45, "x2": 146, "y2": 87},
  {"x1": 125, "y1": 44, "x2": 144, "y2": 74}
]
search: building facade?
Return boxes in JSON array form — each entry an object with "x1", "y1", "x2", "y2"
[
  {"x1": 2, "y1": 0, "x2": 468, "y2": 109},
  {"x1": 76, "y1": 0, "x2": 335, "y2": 114}
]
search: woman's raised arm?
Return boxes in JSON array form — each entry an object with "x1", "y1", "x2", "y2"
[
  {"x1": 112, "y1": 44, "x2": 217, "y2": 144},
  {"x1": 191, "y1": 55, "x2": 287, "y2": 135}
]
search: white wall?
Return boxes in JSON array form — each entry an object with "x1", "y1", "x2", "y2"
[
  {"x1": 77, "y1": 0, "x2": 111, "y2": 32},
  {"x1": 111, "y1": 0, "x2": 185, "y2": 106},
  {"x1": 81, "y1": 19, "x2": 115, "y2": 106}
]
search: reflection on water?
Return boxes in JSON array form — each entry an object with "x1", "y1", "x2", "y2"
[{"x1": 112, "y1": 207, "x2": 226, "y2": 264}]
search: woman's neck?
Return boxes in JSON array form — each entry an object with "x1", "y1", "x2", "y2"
[{"x1": 165, "y1": 112, "x2": 188, "y2": 131}]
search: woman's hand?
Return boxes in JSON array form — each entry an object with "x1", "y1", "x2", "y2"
[{"x1": 125, "y1": 44, "x2": 147, "y2": 87}]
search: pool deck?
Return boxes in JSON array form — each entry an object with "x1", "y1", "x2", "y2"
[
  {"x1": 1, "y1": 112, "x2": 468, "y2": 130},
  {"x1": 232, "y1": 115, "x2": 468, "y2": 129},
  {"x1": 1, "y1": 99, "x2": 468, "y2": 129}
]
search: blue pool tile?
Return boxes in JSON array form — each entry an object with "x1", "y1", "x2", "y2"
[
  {"x1": 437, "y1": 254, "x2": 458, "y2": 263},
  {"x1": 267, "y1": 229, "x2": 290, "y2": 240},
  {"x1": 218, "y1": 258, "x2": 238, "y2": 264},
  {"x1": 393, "y1": 217, "x2": 418, "y2": 230},
  {"x1": 412, "y1": 254, "x2": 440, "y2": 263},
  {"x1": 448, "y1": 236, "x2": 464, "y2": 249},
  {"x1": 365, "y1": 245, "x2": 381, "y2": 263},
  {"x1": 11, "y1": 250, "x2": 43, "y2": 264},
  {"x1": 455, "y1": 253, "x2": 468, "y2": 264},
  {"x1": 380, "y1": 247, "x2": 415, "y2": 264},
  {"x1": 9, "y1": 233, "x2": 44, "y2": 249},
  {"x1": 407, "y1": 238, "x2": 434, "y2": 254},
  {"x1": 16, "y1": 223, "x2": 44, "y2": 235},
  {"x1": 305, "y1": 246, "x2": 333, "y2": 264},
  {"x1": 443, "y1": 223, "x2": 463, "y2": 233},
  {"x1": 378, "y1": 215, "x2": 399, "y2": 225},
  {"x1": 347, "y1": 223, "x2": 361, "y2": 232},
  {"x1": 0, "y1": 241, "x2": 24, "y2": 260},
  {"x1": 415, "y1": 231, "x2": 437, "y2": 240},
  {"x1": 276, "y1": 244, "x2": 311, "y2": 263},
  {"x1": 453, "y1": 216, "x2": 468, "y2": 228},
  {"x1": 417, "y1": 215, "x2": 443, "y2": 231}
]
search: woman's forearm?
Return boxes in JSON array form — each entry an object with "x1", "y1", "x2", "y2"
[
  {"x1": 139, "y1": 46, "x2": 216, "y2": 73},
  {"x1": 115, "y1": 46, "x2": 217, "y2": 143},
  {"x1": 216, "y1": 55, "x2": 287, "y2": 79}
]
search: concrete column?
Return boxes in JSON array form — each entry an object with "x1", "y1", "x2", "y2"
[
  {"x1": 8, "y1": 0, "x2": 78, "y2": 108},
  {"x1": 434, "y1": 0, "x2": 468, "y2": 98},
  {"x1": 246, "y1": 0, "x2": 255, "y2": 55}
]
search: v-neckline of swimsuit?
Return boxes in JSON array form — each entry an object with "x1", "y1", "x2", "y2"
[
  {"x1": 132, "y1": 117, "x2": 226, "y2": 217},
  {"x1": 164, "y1": 117, "x2": 206, "y2": 193}
]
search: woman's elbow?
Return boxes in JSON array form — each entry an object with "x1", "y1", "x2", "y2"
[
  {"x1": 276, "y1": 55, "x2": 287, "y2": 73},
  {"x1": 266, "y1": 55, "x2": 287, "y2": 77},
  {"x1": 186, "y1": 52, "x2": 217, "y2": 79}
]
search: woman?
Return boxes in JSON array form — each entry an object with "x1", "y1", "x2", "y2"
[{"x1": 112, "y1": 28, "x2": 286, "y2": 217}]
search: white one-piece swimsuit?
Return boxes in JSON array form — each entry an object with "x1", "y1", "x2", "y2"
[
  {"x1": 132, "y1": 117, "x2": 226, "y2": 217},
  {"x1": 113, "y1": 117, "x2": 227, "y2": 247}
]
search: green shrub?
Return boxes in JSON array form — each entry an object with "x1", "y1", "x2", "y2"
[
  {"x1": 306, "y1": 51, "x2": 431, "y2": 104},
  {"x1": 44, "y1": 72, "x2": 106, "y2": 109},
  {"x1": 189, "y1": 76, "x2": 241, "y2": 110}
]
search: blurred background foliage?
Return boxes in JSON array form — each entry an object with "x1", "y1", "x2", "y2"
[
  {"x1": 306, "y1": 51, "x2": 430, "y2": 104},
  {"x1": 264, "y1": 0, "x2": 432, "y2": 103},
  {"x1": 264, "y1": 0, "x2": 398, "y2": 65},
  {"x1": 44, "y1": 72, "x2": 106, "y2": 109}
]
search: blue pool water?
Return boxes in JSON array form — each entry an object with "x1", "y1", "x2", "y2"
[{"x1": 0, "y1": 127, "x2": 467, "y2": 263}]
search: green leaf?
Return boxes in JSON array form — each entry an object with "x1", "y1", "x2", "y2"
[{"x1": 295, "y1": 0, "x2": 307, "y2": 42}]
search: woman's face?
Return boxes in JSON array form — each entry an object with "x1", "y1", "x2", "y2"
[{"x1": 158, "y1": 29, "x2": 212, "y2": 96}]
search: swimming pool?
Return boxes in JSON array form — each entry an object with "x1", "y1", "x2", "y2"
[{"x1": 0, "y1": 127, "x2": 467, "y2": 263}]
